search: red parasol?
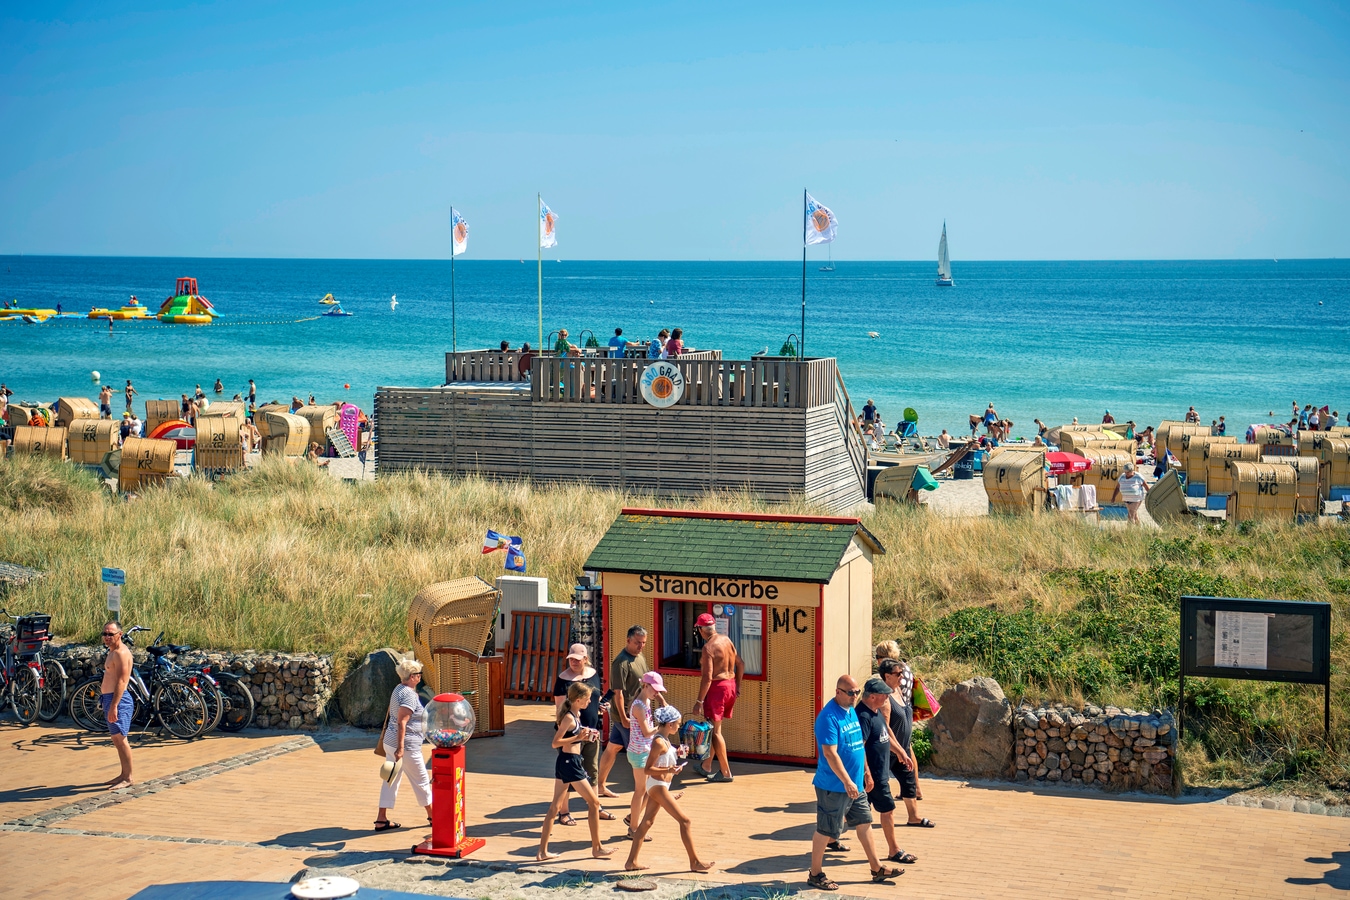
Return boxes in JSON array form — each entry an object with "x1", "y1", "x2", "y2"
[{"x1": 1046, "y1": 451, "x2": 1092, "y2": 475}]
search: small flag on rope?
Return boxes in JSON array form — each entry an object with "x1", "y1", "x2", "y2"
[
  {"x1": 483, "y1": 529, "x2": 515, "y2": 553},
  {"x1": 504, "y1": 538, "x2": 527, "y2": 573},
  {"x1": 539, "y1": 200, "x2": 559, "y2": 249},
  {"x1": 451, "y1": 208, "x2": 468, "y2": 257},
  {"x1": 804, "y1": 192, "x2": 838, "y2": 245}
]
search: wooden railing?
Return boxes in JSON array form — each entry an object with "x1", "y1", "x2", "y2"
[
  {"x1": 446, "y1": 348, "x2": 722, "y2": 383},
  {"x1": 530, "y1": 356, "x2": 838, "y2": 408},
  {"x1": 832, "y1": 367, "x2": 868, "y2": 494}
]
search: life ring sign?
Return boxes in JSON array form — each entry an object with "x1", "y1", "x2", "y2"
[{"x1": 640, "y1": 360, "x2": 685, "y2": 408}]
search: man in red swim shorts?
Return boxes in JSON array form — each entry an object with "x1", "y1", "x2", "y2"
[{"x1": 692, "y1": 612, "x2": 744, "y2": 783}]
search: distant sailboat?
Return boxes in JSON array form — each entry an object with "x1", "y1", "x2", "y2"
[
  {"x1": 390, "y1": 294, "x2": 398, "y2": 311},
  {"x1": 936, "y1": 222, "x2": 953, "y2": 286},
  {"x1": 819, "y1": 245, "x2": 835, "y2": 272}
]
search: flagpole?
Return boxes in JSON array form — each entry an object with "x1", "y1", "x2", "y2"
[
  {"x1": 451, "y1": 207, "x2": 457, "y2": 354},
  {"x1": 800, "y1": 188, "x2": 807, "y2": 360},
  {"x1": 537, "y1": 193, "x2": 543, "y2": 350}
]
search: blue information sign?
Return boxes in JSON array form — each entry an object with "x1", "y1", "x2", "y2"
[{"x1": 101, "y1": 567, "x2": 126, "y2": 585}]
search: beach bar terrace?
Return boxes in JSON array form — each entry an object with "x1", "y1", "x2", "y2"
[{"x1": 373, "y1": 349, "x2": 868, "y2": 510}]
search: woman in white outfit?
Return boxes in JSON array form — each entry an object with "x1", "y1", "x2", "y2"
[{"x1": 374, "y1": 657, "x2": 431, "y2": 831}]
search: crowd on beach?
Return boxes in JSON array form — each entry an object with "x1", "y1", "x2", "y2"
[{"x1": 367, "y1": 621, "x2": 933, "y2": 887}]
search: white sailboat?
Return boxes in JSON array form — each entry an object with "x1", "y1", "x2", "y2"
[
  {"x1": 936, "y1": 222, "x2": 953, "y2": 286},
  {"x1": 819, "y1": 244, "x2": 835, "y2": 272}
]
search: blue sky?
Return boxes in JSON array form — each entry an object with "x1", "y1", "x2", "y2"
[{"x1": 2, "y1": 1, "x2": 1347, "y2": 260}]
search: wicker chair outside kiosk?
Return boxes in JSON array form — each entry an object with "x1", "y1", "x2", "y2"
[{"x1": 408, "y1": 576, "x2": 506, "y2": 737}]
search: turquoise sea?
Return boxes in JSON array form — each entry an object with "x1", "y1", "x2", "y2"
[{"x1": 2, "y1": 257, "x2": 1347, "y2": 437}]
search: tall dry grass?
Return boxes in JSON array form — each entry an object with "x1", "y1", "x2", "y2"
[{"x1": 1, "y1": 455, "x2": 1345, "y2": 790}]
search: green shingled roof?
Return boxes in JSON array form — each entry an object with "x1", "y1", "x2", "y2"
[{"x1": 584, "y1": 512, "x2": 884, "y2": 584}]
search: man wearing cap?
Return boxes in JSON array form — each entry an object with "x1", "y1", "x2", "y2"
[
  {"x1": 598, "y1": 626, "x2": 649, "y2": 798},
  {"x1": 692, "y1": 612, "x2": 743, "y2": 783},
  {"x1": 1111, "y1": 461, "x2": 1149, "y2": 525},
  {"x1": 858, "y1": 676, "x2": 918, "y2": 865},
  {"x1": 808, "y1": 675, "x2": 899, "y2": 891}
]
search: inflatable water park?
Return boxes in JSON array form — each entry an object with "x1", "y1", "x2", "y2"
[{"x1": 1, "y1": 277, "x2": 220, "y2": 326}]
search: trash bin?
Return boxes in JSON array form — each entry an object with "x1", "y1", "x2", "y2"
[{"x1": 954, "y1": 452, "x2": 975, "y2": 480}]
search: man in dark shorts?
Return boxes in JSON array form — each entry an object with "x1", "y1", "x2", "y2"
[
  {"x1": 879, "y1": 657, "x2": 933, "y2": 827},
  {"x1": 693, "y1": 612, "x2": 743, "y2": 783},
  {"x1": 858, "y1": 677, "x2": 917, "y2": 866},
  {"x1": 597, "y1": 625, "x2": 647, "y2": 798},
  {"x1": 807, "y1": 675, "x2": 900, "y2": 891},
  {"x1": 100, "y1": 621, "x2": 135, "y2": 789}
]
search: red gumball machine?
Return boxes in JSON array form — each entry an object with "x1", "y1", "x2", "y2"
[{"x1": 413, "y1": 693, "x2": 485, "y2": 858}]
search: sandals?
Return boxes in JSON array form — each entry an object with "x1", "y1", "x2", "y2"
[
  {"x1": 871, "y1": 866, "x2": 904, "y2": 882},
  {"x1": 806, "y1": 872, "x2": 839, "y2": 891},
  {"x1": 624, "y1": 829, "x2": 652, "y2": 842},
  {"x1": 887, "y1": 851, "x2": 918, "y2": 864},
  {"x1": 598, "y1": 809, "x2": 616, "y2": 821},
  {"x1": 825, "y1": 839, "x2": 849, "y2": 852},
  {"x1": 905, "y1": 818, "x2": 935, "y2": 828},
  {"x1": 706, "y1": 770, "x2": 734, "y2": 783},
  {"x1": 373, "y1": 820, "x2": 401, "y2": 832},
  {"x1": 556, "y1": 813, "x2": 577, "y2": 826}
]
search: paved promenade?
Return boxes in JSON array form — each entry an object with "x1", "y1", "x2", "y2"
[{"x1": 2, "y1": 702, "x2": 1347, "y2": 899}]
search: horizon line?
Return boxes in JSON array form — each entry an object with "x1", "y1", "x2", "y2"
[{"x1": 0, "y1": 254, "x2": 1342, "y2": 264}]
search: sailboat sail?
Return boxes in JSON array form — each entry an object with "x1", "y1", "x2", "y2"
[{"x1": 937, "y1": 223, "x2": 951, "y2": 281}]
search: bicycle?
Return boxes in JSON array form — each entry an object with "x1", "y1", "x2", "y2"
[
  {"x1": 68, "y1": 626, "x2": 208, "y2": 739},
  {"x1": 166, "y1": 645, "x2": 255, "y2": 733},
  {"x1": 2, "y1": 608, "x2": 69, "y2": 721},
  {"x1": 0, "y1": 610, "x2": 44, "y2": 725}
]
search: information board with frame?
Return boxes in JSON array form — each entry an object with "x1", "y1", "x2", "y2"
[{"x1": 1179, "y1": 595, "x2": 1332, "y2": 744}]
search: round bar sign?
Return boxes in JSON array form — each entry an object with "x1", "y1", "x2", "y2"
[{"x1": 640, "y1": 361, "x2": 685, "y2": 408}]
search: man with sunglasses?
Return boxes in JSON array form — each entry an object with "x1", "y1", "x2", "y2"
[
  {"x1": 807, "y1": 675, "x2": 902, "y2": 891},
  {"x1": 100, "y1": 621, "x2": 135, "y2": 789}
]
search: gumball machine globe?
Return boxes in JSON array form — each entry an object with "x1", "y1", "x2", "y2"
[{"x1": 425, "y1": 693, "x2": 476, "y2": 748}]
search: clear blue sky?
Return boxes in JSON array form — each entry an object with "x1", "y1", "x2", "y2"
[{"x1": 2, "y1": 1, "x2": 1347, "y2": 260}]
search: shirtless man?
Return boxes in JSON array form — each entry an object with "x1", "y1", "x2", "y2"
[
  {"x1": 100, "y1": 621, "x2": 135, "y2": 789},
  {"x1": 692, "y1": 613, "x2": 743, "y2": 783}
]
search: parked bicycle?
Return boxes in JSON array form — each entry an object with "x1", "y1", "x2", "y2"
[
  {"x1": 68, "y1": 626, "x2": 208, "y2": 739},
  {"x1": 0, "y1": 609, "x2": 47, "y2": 725},
  {"x1": 166, "y1": 644, "x2": 256, "y2": 733},
  {"x1": 2, "y1": 609, "x2": 69, "y2": 721}
]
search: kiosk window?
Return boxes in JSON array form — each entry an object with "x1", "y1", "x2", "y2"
[{"x1": 658, "y1": 600, "x2": 764, "y2": 676}]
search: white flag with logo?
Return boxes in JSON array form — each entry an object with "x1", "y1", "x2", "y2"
[
  {"x1": 451, "y1": 208, "x2": 468, "y2": 257},
  {"x1": 539, "y1": 200, "x2": 559, "y2": 249},
  {"x1": 804, "y1": 192, "x2": 838, "y2": 245}
]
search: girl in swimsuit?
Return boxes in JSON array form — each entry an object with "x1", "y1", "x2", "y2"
[
  {"x1": 624, "y1": 706, "x2": 715, "y2": 874},
  {"x1": 537, "y1": 681, "x2": 614, "y2": 862}
]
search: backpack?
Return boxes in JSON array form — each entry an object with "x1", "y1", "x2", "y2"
[{"x1": 679, "y1": 719, "x2": 713, "y2": 761}]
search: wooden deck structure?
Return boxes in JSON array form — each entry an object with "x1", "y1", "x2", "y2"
[{"x1": 374, "y1": 349, "x2": 868, "y2": 510}]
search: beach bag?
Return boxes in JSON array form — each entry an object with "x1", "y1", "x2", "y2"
[
  {"x1": 912, "y1": 676, "x2": 941, "y2": 722},
  {"x1": 374, "y1": 709, "x2": 392, "y2": 757},
  {"x1": 680, "y1": 718, "x2": 713, "y2": 761}
]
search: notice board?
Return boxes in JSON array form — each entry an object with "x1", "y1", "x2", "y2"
[{"x1": 1181, "y1": 596, "x2": 1330, "y2": 684}]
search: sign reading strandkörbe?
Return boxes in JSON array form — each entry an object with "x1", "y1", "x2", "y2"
[{"x1": 640, "y1": 361, "x2": 685, "y2": 408}]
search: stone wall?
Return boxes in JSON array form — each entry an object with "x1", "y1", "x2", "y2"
[
  {"x1": 1014, "y1": 702, "x2": 1175, "y2": 793},
  {"x1": 51, "y1": 644, "x2": 335, "y2": 731}
]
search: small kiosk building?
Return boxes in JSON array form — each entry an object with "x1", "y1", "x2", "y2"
[{"x1": 584, "y1": 508, "x2": 884, "y2": 763}]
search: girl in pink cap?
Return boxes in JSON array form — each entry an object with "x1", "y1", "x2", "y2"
[{"x1": 625, "y1": 670, "x2": 675, "y2": 840}]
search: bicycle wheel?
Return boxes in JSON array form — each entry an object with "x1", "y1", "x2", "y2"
[
  {"x1": 68, "y1": 677, "x2": 106, "y2": 732},
  {"x1": 9, "y1": 664, "x2": 41, "y2": 725},
  {"x1": 197, "y1": 678, "x2": 225, "y2": 734},
  {"x1": 214, "y1": 672, "x2": 256, "y2": 732},
  {"x1": 153, "y1": 677, "x2": 207, "y2": 739},
  {"x1": 38, "y1": 658, "x2": 68, "y2": 722}
]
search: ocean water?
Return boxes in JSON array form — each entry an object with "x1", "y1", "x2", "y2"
[{"x1": 2, "y1": 256, "x2": 1347, "y2": 436}]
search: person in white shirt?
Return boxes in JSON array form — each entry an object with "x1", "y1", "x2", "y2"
[{"x1": 1111, "y1": 462, "x2": 1150, "y2": 525}]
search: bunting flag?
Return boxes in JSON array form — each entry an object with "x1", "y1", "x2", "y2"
[
  {"x1": 804, "y1": 192, "x2": 838, "y2": 245},
  {"x1": 504, "y1": 538, "x2": 527, "y2": 573},
  {"x1": 451, "y1": 208, "x2": 468, "y2": 257},
  {"x1": 539, "y1": 200, "x2": 559, "y2": 249}
]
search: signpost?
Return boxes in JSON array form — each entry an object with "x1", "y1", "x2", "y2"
[
  {"x1": 1179, "y1": 595, "x2": 1333, "y2": 746},
  {"x1": 102, "y1": 567, "x2": 125, "y2": 620}
]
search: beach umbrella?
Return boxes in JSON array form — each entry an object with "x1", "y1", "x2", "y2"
[
  {"x1": 1100, "y1": 429, "x2": 1123, "y2": 439},
  {"x1": 1045, "y1": 451, "x2": 1092, "y2": 475},
  {"x1": 148, "y1": 419, "x2": 196, "y2": 450}
]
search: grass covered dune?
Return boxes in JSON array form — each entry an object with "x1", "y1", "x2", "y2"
[{"x1": 1, "y1": 454, "x2": 1346, "y2": 793}]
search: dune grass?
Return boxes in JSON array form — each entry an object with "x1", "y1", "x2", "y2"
[{"x1": 0, "y1": 453, "x2": 1345, "y2": 793}]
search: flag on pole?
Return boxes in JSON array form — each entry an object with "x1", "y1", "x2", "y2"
[
  {"x1": 804, "y1": 193, "x2": 838, "y2": 245},
  {"x1": 539, "y1": 200, "x2": 559, "y2": 249},
  {"x1": 504, "y1": 538, "x2": 527, "y2": 573},
  {"x1": 451, "y1": 208, "x2": 468, "y2": 257},
  {"x1": 483, "y1": 529, "x2": 516, "y2": 553}
]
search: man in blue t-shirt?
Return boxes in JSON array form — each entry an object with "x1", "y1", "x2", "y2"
[
  {"x1": 808, "y1": 675, "x2": 901, "y2": 890},
  {"x1": 607, "y1": 328, "x2": 632, "y2": 358}
]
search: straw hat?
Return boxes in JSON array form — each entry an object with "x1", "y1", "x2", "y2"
[{"x1": 378, "y1": 759, "x2": 398, "y2": 784}]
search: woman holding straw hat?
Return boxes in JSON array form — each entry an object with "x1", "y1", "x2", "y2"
[
  {"x1": 373, "y1": 657, "x2": 431, "y2": 832},
  {"x1": 551, "y1": 643, "x2": 615, "y2": 826},
  {"x1": 624, "y1": 705, "x2": 715, "y2": 873}
]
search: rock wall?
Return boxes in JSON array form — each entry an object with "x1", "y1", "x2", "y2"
[
  {"x1": 1014, "y1": 702, "x2": 1175, "y2": 793},
  {"x1": 52, "y1": 644, "x2": 335, "y2": 731}
]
